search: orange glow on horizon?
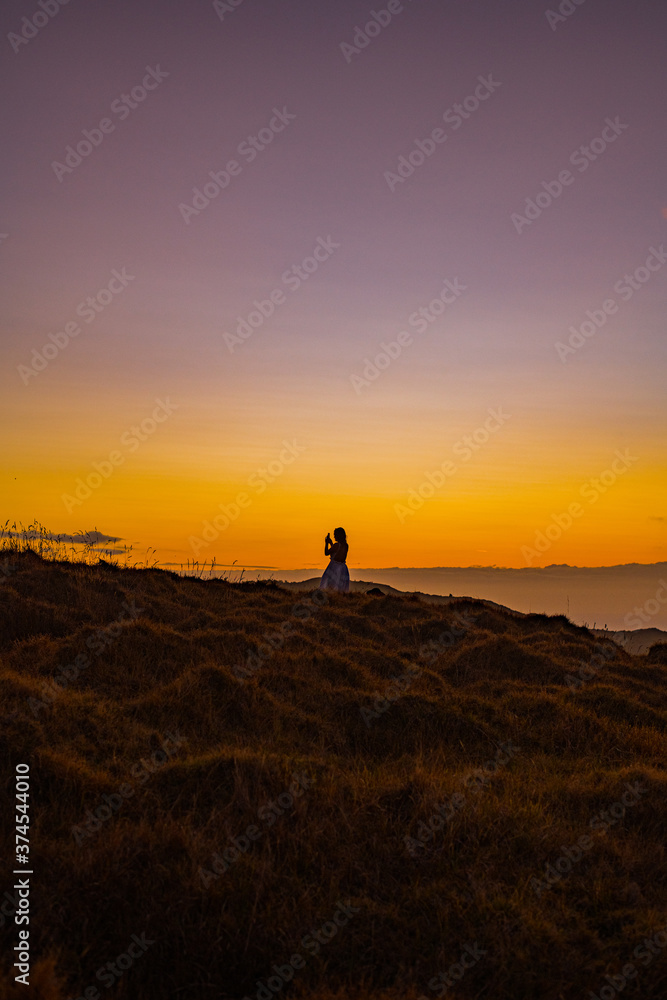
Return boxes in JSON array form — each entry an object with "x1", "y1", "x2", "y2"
[{"x1": 4, "y1": 452, "x2": 665, "y2": 570}]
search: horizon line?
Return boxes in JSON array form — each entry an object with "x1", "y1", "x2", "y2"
[{"x1": 166, "y1": 561, "x2": 667, "y2": 573}]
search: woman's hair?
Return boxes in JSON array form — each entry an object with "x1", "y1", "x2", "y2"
[{"x1": 333, "y1": 527, "x2": 347, "y2": 541}]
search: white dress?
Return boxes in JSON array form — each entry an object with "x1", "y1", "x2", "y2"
[{"x1": 319, "y1": 558, "x2": 350, "y2": 593}]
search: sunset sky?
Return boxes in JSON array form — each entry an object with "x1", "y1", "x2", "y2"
[{"x1": 2, "y1": 0, "x2": 665, "y2": 572}]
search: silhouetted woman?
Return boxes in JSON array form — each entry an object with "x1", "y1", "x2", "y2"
[{"x1": 318, "y1": 527, "x2": 349, "y2": 593}]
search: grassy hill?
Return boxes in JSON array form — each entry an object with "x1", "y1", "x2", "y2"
[{"x1": 1, "y1": 550, "x2": 666, "y2": 999}]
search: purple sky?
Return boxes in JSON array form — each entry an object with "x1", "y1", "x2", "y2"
[{"x1": 1, "y1": 0, "x2": 665, "y2": 574}]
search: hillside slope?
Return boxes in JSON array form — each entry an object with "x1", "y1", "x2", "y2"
[
  {"x1": 0, "y1": 551, "x2": 666, "y2": 1000},
  {"x1": 278, "y1": 577, "x2": 520, "y2": 615}
]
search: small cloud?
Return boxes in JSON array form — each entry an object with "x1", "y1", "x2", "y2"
[
  {"x1": 1, "y1": 528, "x2": 123, "y2": 545},
  {"x1": 649, "y1": 516, "x2": 666, "y2": 524}
]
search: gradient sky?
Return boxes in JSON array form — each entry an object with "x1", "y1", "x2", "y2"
[{"x1": 2, "y1": 0, "x2": 665, "y2": 571}]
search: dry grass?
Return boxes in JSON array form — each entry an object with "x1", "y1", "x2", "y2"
[{"x1": 0, "y1": 548, "x2": 666, "y2": 1000}]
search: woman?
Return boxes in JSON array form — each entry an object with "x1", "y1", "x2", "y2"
[{"x1": 318, "y1": 527, "x2": 349, "y2": 593}]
